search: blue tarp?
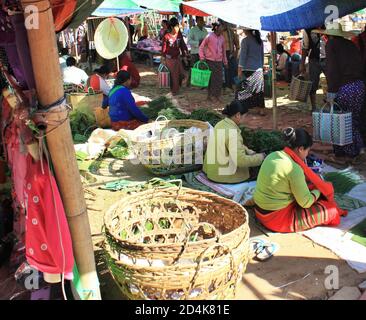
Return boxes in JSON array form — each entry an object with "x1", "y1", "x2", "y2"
[{"x1": 184, "y1": 0, "x2": 366, "y2": 31}]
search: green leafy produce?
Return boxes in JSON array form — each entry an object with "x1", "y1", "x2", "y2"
[
  {"x1": 241, "y1": 127, "x2": 286, "y2": 153},
  {"x1": 145, "y1": 220, "x2": 154, "y2": 231},
  {"x1": 140, "y1": 96, "x2": 176, "y2": 119},
  {"x1": 190, "y1": 109, "x2": 223, "y2": 126},
  {"x1": 120, "y1": 230, "x2": 128, "y2": 240},
  {"x1": 69, "y1": 110, "x2": 96, "y2": 143},
  {"x1": 158, "y1": 108, "x2": 187, "y2": 120},
  {"x1": 323, "y1": 170, "x2": 364, "y2": 195}
]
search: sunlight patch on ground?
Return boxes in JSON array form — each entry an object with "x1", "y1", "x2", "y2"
[{"x1": 140, "y1": 71, "x2": 156, "y2": 77}]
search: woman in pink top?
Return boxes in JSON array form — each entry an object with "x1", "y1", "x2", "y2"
[{"x1": 199, "y1": 22, "x2": 228, "y2": 103}]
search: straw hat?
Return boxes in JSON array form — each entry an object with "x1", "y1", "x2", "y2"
[
  {"x1": 94, "y1": 18, "x2": 128, "y2": 60},
  {"x1": 313, "y1": 22, "x2": 359, "y2": 38}
]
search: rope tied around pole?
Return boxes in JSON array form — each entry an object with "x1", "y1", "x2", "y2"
[{"x1": 30, "y1": 96, "x2": 72, "y2": 139}]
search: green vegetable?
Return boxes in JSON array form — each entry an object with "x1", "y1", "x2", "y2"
[
  {"x1": 145, "y1": 221, "x2": 154, "y2": 231},
  {"x1": 120, "y1": 230, "x2": 128, "y2": 240},
  {"x1": 323, "y1": 170, "x2": 364, "y2": 195},
  {"x1": 69, "y1": 110, "x2": 96, "y2": 143},
  {"x1": 140, "y1": 96, "x2": 176, "y2": 119},
  {"x1": 190, "y1": 109, "x2": 223, "y2": 126},
  {"x1": 158, "y1": 218, "x2": 171, "y2": 229},
  {"x1": 241, "y1": 127, "x2": 286, "y2": 153},
  {"x1": 158, "y1": 108, "x2": 187, "y2": 120}
]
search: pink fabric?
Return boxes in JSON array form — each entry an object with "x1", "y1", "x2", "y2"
[
  {"x1": 199, "y1": 32, "x2": 228, "y2": 65},
  {"x1": 196, "y1": 172, "x2": 235, "y2": 198},
  {"x1": 24, "y1": 155, "x2": 74, "y2": 278}
]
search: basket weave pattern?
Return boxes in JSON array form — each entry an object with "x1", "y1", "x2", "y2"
[
  {"x1": 125, "y1": 119, "x2": 210, "y2": 176},
  {"x1": 104, "y1": 187, "x2": 250, "y2": 300}
]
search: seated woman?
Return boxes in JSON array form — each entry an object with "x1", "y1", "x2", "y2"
[
  {"x1": 118, "y1": 51, "x2": 141, "y2": 89},
  {"x1": 203, "y1": 101, "x2": 265, "y2": 184},
  {"x1": 87, "y1": 65, "x2": 111, "y2": 108},
  {"x1": 108, "y1": 70, "x2": 148, "y2": 131},
  {"x1": 253, "y1": 128, "x2": 347, "y2": 233},
  {"x1": 276, "y1": 44, "x2": 291, "y2": 81}
]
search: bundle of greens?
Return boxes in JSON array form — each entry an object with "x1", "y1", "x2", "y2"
[
  {"x1": 157, "y1": 108, "x2": 187, "y2": 120},
  {"x1": 241, "y1": 127, "x2": 286, "y2": 153},
  {"x1": 323, "y1": 170, "x2": 365, "y2": 195},
  {"x1": 105, "y1": 139, "x2": 130, "y2": 159},
  {"x1": 140, "y1": 96, "x2": 176, "y2": 120},
  {"x1": 190, "y1": 108, "x2": 223, "y2": 126},
  {"x1": 69, "y1": 110, "x2": 96, "y2": 143}
]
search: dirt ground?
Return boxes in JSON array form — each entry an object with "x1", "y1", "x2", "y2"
[
  {"x1": 86, "y1": 63, "x2": 366, "y2": 300},
  {"x1": 1, "y1": 62, "x2": 365, "y2": 300}
]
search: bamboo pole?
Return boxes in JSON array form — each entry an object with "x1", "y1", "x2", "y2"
[
  {"x1": 21, "y1": 0, "x2": 101, "y2": 300},
  {"x1": 270, "y1": 31, "x2": 278, "y2": 130}
]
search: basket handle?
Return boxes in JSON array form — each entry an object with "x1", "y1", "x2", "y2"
[
  {"x1": 158, "y1": 64, "x2": 169, "y2": 72},
  {"x1": 193, "y1": 60, "x2": 210, "y2": 70},
  {"x1": 320, "y1": 101, "x2": 341, "y2": 114},
  {"x1": 172, "y1": 222, "x2": 221, "y2": 264},
  {"x1": 187, "y1": 243, "x2": 236, "y2": 299}
]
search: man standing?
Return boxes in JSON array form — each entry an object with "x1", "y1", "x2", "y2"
[
  {"x1": 187, "y1": 16, "x2": 208, "y2": 86},
  {"x1": 300, "y1": 27, "x2": 326, "y2": 110},
  {"x1": 220, "y1": 19, "x2": 240, "y2": 92}
]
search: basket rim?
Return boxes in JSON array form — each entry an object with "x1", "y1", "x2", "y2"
[{"x1": 103, "y1": 186, "x2": 249, "y2": 249}]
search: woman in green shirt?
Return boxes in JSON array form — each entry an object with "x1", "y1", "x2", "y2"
[
  {"x1": 253, "y1": 128, "x2": 347, "y2": 233},
  {"x1": 203, "y1": 101, "x2": 265, "y2": 183}
]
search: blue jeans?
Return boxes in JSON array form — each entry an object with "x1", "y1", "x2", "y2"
[{"x1": 224, "y1": 51, "x2": 238, "y2": 88}]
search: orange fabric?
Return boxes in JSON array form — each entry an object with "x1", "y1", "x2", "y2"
[
  {"x1": 51, "y1": 0, "x2": 78, "y2": 32},
  {"x1": 289, "y1": 39, "x2": 301, "y2": 55},
  {"x1": 255, "y1": 199, "x2": 342, "y2": 233},
  {"x1": 87, "y1": 74, "x2": 101, "y2": 92}
]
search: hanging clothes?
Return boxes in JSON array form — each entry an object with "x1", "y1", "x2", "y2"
[{"x1": 24, "y1": 155, "x2": 74, "y2": 279}]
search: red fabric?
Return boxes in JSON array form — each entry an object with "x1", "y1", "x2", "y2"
[
  {"x1": 87, "y1": 74, "x2": 101, "y2": 92},
  {"x1": 255, "y1": 199, "x2": 342, "y2": 233},
  {"x1": 162, "y1": 31, "x2": 188, "y2": 59},
  {"x1": 24, "y1": 155, "x2": 74, "y2": 279},
  {"x1": 284, "y1": 147, "x2": 344, "y2": 206},
  {"x1": 111, "y1": 119, "x2": 144, "y2": 131},
  {"x1": 166, "y1": 57, "x2": 185, "y2": 95},
  {"x1": 289, "y1": 39, "x2": 301, "y2": 55},
  {"x1": 181, "y1": 5, "x2": 211, "y2": 17},
  {"x1": 119, "y1": 54, "x2": 141, "y2": 89},
  {"x1": 51, "y1": 0, "x2": 78, "y2": 32}
]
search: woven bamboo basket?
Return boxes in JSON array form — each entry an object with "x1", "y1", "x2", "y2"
[
  {"x1": 121, "y1": 119, "x2": 210, "y2": 176},
  {"x1": 103, "y1": 186, "x2": 250, "y2": 300}
]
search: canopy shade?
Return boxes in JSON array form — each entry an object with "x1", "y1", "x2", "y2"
[
  {"x1": 184, "y1": 0, "x2": 366, "y2": 31},
  {"x1": 92, "y1": 0, "x2": 145, "y2": 17},
  {"x1": 134, "y1": 0, "x2": 182, "y2": 12}
]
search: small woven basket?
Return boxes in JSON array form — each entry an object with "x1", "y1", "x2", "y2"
[
  {"x1": 289, "y1": 76, "x2": 313, "y2": 102},
  {"x1": 103, "y1": 186, "x2": 250, "y2": 300}
]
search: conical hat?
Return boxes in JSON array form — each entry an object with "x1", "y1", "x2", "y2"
[{"x1": 95, "y1": 18, "x2": 128, "y2": 60}]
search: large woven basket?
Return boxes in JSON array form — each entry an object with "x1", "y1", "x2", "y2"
[
  {"x1": 121, "y1": 119, "x2": 210, "y2": 176},
  {"x1": 103, "y1": 186, "x2": 250, "y2": 300},
  {"x1": 289, "y1": 76, "x2": 312, "y2": 102}
]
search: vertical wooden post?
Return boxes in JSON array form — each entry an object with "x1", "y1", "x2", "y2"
[
  {"x1": 21, "y1": 0, "x2": 101, "y2": 300},
  {"x1": 270, "y1": 31, "x2": 278, "y2": 130}
]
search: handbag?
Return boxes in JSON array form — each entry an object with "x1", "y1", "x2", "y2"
[
  {"x1": 289, "y1": 75, "x2": 313, "y2": 102},
  {"x1": 190, "y1": 61, "x2": 212, "y2": 87},
  {"x1": 312, "y1": 102, "x2": 353, "y2": 146},
  {"x1": 158, "y1": 64, "x2": 170, "y2": 88}
]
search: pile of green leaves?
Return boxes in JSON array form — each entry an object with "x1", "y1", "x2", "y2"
[
  {"x1": 157, "y1": 108, "x2": 187, "y2": 120},
  {"x1": 190, "y1": 108, "x2": 223, "y2": 126},
  {"x1": 69, "y1": 110, "x2": 96, "y2": 143},
  {"x1": 105, "y1": 139, "x2": 130, "y2": 159},
  {"x1": 241, "y1": 127, "x2": 286, "y2": 153},
  {"x1": 140, "y1": 96, "x2": 176, "y2": 119},
  {"x1": 323, "y1": 170, "x2": 365, "y2": 195}
]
